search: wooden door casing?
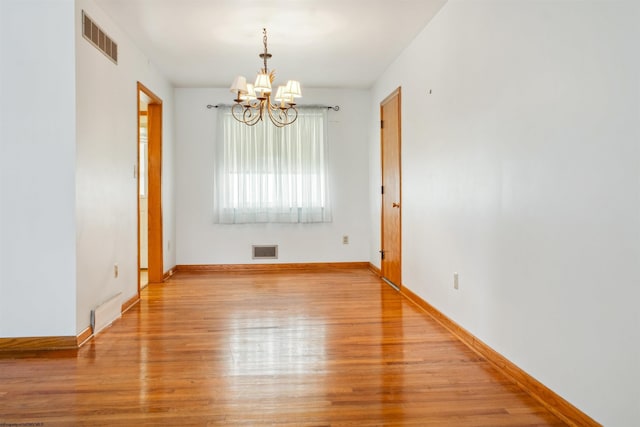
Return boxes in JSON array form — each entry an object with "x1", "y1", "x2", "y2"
[{"x1": 137, "y1": 82, "x2": 164, "y2": 287}]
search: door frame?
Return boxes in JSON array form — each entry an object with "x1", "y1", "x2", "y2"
[
  {"x1": 380, "y1": 87, "x2": 402, "y2": 289},
  {"x1": 137, "y1": 82, "x2": 163, "y2": 290}
]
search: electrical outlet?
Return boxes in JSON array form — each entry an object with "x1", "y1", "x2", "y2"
[
  {"x1": 114, "y1": 264, "x2": 119, "y2": 278},
  {"x1": 453, "y1": 272, "x2": 459, "y2": 290},
  {"x1": 342, "y1": 235, "x2": 349, "y2": 244}
]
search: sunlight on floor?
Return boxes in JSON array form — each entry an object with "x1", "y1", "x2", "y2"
[{"x1": 139, "y1": 269, "x2": 148, "y2": 289}]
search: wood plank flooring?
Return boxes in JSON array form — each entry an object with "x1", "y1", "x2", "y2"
[{"x1": 0, "y1": 268, "x2": 565, "y2": 426}]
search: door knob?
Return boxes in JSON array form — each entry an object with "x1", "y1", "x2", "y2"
[{"x1": 392, "y1": 202, "x2": 400, "y2": 208}]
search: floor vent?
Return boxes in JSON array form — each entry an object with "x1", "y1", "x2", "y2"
[
  {"x1": 82, "y1": 10, "x2": 118, "y2": 64},
  {"x1": 253, "y1": 245, "x2": 278, "y2": 259},
  {"x1": 90, "y1": 292, "x2": 122, "y2": 335}
]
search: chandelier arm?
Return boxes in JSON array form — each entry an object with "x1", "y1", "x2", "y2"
[
  {"x1": 265, "y1": 102, "x2": 280, "y2": 126},
  {"x1": 231, "y1": 102, "x2": 262, "y2": 126},
  {"x1": 231, "y1": 103, "x2": 247, "y2": 123},
  {"x1": 243, "y1": 102, "x2": 263, "y2": 126},
  {"x1": 285, "y1": 106, "x2": 298, "y2": 125},
  {"x1": 266, "y1": 102, "x2": 298, "y2": 127},
  {"x1": 275, "y1": 109, "x2": 290, "y2": 126},
  {"x1": 267, "y1": 111, "x2": 285, "y2": 127},
  {"x1": 265, "y1": 96, "x2": 285, "y2": 126}
]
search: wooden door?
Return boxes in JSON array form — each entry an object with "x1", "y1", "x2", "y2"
[{"x1": 380, "y1": 88, "x2": 402, "y2": 289}]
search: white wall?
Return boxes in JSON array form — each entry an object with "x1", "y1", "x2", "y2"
[
  {"x1": 369, "y1": 1, "x2": 640, "y2": 425},
  {"x1": 75, "y1": 0, "x2": 176, "y2": 333},
  {"x1": 0, "y1": 0, "x2": 77, "y2": 337},
  {"x1": 175, "y1": 88, "x2": 370, "y2": 264}
]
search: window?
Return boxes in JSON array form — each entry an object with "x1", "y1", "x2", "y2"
[{"x1": 214, "y1": 107, "x2": 332, "y2": 224}]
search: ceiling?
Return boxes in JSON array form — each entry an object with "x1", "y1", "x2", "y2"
[{"x1": 94, "y1": 0, "x2": 447, "y2": 89}]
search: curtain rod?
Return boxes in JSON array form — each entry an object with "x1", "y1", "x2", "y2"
[{"x1": 207, "y1": 104, "x2": 339, "y2": 111}]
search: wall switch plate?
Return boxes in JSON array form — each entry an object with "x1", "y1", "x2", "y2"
[
  {"x1": 342, "y1": 235, "x2": 349, "y2": 244},
  {"x1": 453, "y1": 272, "x2": 459, "y2": 290}
]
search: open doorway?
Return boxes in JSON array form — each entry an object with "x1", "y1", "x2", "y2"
[
  {"x1": 137, "y1": 83, "x2": 163, "y2": 292},
  {"x1": 138, "y1": 91, "x2": 150, "y2": 289}
]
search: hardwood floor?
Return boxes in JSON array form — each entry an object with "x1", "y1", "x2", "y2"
[{"x1": 0, "y1": 268, "x2": 565, "y2": 426}]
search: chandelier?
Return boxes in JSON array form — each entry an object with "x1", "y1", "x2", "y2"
[{"x1": 229, "y1": 28, "x2": 302, "y2": 127}]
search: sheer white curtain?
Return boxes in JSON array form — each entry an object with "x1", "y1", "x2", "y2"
[{"x1": 214, "y1": 107, "x2": 332, "y2": 224}]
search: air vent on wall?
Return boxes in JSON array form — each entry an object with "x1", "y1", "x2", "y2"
[
  {"x1": 82, "y1": 10, "x2": 118, "y2": 64},
  {"x1": 252, "y1": 245, "x2": 278, "y2": 260}
]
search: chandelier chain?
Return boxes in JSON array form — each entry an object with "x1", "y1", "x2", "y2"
[{"x1": 262, "y1": 28, "x2": 268, "y2": 72}]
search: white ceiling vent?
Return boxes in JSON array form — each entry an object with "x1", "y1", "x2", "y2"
[{"x1": 82, "y1": 10, "x2": 118, "y2": 64}]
